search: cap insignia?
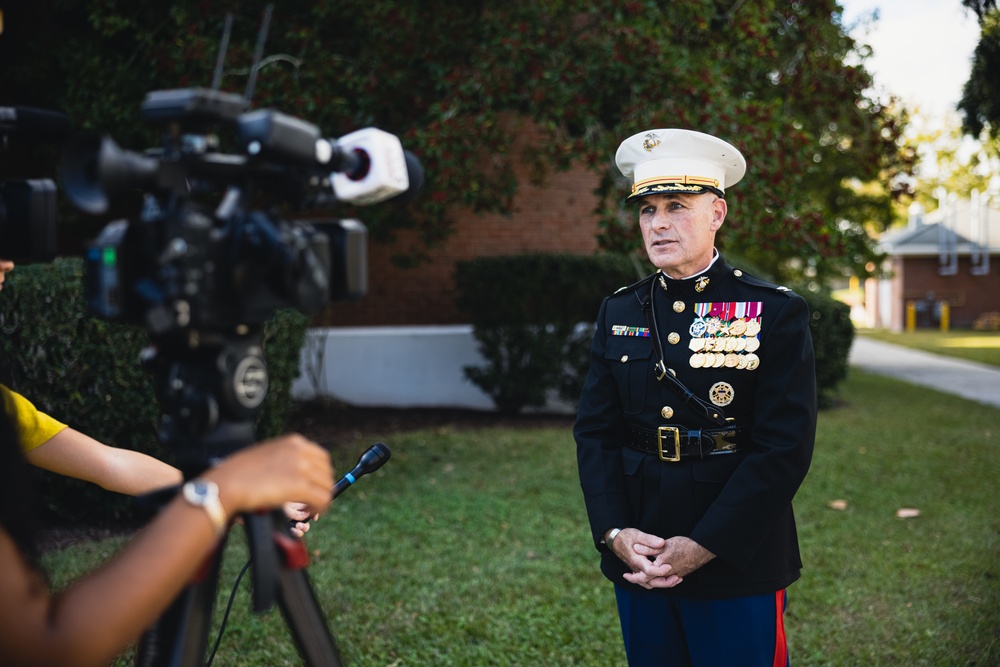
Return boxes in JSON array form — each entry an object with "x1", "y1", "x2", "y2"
[{"x1": 642, "y1": 132, "x2": 661, "y2": 152}]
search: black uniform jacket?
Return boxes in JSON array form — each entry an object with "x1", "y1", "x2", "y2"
[{"x1": 575, "y1": 255, "x2": 817, "y2": 599}]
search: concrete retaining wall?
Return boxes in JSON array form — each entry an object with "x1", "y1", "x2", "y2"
[
  {"x1": 291, "y1": 325, "x2": 576, "y2": 414},
  {"x1": 292, "y1": 325, "x2": 497, "y2": 410}
]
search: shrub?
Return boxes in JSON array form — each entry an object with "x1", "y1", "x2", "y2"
[
  {"x1": 258, "y1": 308, "x2": 310, "y2": 438},
  {"x1": 0, "y1": 258, "x2": 307, "y2": 522},
  {"x1": 801, "y1": 289, "x2": 854, "y2": 408},
  {"x1": 455, "y1": 253, "x2": 637, "y2": 414}
]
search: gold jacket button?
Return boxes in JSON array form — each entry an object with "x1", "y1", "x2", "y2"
[
  {"x1": 734, "y1": 269, "x2": 743, "y2": 277},
  {"x1": 667, "y1": 332, "x2": 680, "y2": 345},
  {"x1": 673, "y1": 300, "x2": 685, "y2": 313},
  {"x1": 661, "y1": 406, "x2": 674, "y2": 419},
  {"x1": 620, "y1": 355, "x2": 629, "y2": 363}
]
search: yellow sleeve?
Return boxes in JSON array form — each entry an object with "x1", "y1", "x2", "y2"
[{"x1": 0, "y1": 385, "x2": 69, "y2": 452}]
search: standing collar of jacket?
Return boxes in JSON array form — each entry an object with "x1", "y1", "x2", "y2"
[{"x1": 653, "y1": 253, "x2": 733, "y2": 300}]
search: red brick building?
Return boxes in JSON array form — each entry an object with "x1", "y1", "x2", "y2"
[{"x1": 864, "y1": 194, "x2": 1000, "y2": 331}]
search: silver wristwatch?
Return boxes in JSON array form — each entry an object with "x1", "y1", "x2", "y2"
[
  {"x1": 603, "y1": 527, "x2": 622, "y2": 549},
  {"x1": 182, "y1": 479, "x2": 228, "y2": 534}
]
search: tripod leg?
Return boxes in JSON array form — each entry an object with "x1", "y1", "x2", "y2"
[
  {"x1": 135, "y1": 537, "x2": 227, "y2": 667},
  {"x1": 244, "y1": 512, "x2": 280, "y2": 612},
  {"x1": 276, "y1": 566, "x2": 344, "y2": 667}
]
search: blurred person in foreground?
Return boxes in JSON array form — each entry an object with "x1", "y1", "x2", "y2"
[
  {"x1": 575, "y1": 129, "x2": 816, "y2": 666},
  {"x1": 0, "y1": 398, "x2": 334, "y2": 667}
]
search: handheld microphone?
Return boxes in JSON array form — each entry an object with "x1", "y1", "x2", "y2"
[{"x1": 331, "y1": 441, "x2": 391, "y2": 499}]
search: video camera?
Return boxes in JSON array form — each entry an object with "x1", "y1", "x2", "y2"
[
  {"x1": 0, "y1": 106, "x2": 70, "y2": 263},
  {"x1": 61, "y1": 86, "x2": 423, "y2": 335},
  {"x1": 6, "y1": 12, "x2": 413, "y2": 662}
]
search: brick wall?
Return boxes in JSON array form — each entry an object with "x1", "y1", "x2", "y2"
[
  {"x1": 315, "y1": 126, "x2": 603, "y2": 326},
  {"x1": 893, "y1": 255, "x2": 1000, "y2": 329}
]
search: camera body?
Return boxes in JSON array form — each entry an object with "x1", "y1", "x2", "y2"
[
  {"x1": 0, "y1": 106, "x2": 68, "y2": 263},
  {"x1": 0, "y1": 179, "x2": 58, "y2": 262},
  {"x1": 63, "y1": 88, "x2": 419, "y2": 335},
  {"x1": 83, "y1": 208, "x2": 337, "y2": 332}
]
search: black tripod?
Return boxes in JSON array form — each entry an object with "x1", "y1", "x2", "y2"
[{"x1": 134, "y1": 331, "x2": 343, "y2": 667}]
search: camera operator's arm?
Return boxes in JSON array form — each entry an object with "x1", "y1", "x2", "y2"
[
  {"x1": 0, "y1": 433, "x2": 333, "y2": 667},
  {"x1": 25, "y1": 427, "x2": 182, "y2": 494},
  {"x1": 2, "y1": 384, "x2": 177, "y2": 495},
  {"x1": 5, "y1": 381, "x2": 314, "y2": 535},
  {"x1": 26, "y1": 421, "x2": 316, "y2": 535},
  {"x1": 26, "y1": 427, "x2": 315, "y2": 535}
]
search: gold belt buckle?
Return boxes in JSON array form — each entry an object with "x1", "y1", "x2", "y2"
[{"x1": 657, "y1": 426, "x2": 681, "y2": 462}]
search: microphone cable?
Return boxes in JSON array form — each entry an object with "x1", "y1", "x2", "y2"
[
  {"x1": 206, "y1": 558, "x2": 252, "y2": 667},
  {"x1": 203, "y1": 441, "x2": 390, "y2": 665}
]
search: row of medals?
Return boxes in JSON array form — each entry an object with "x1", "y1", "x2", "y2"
[{"x1": 683, "y1": 317, "x2": 761, "y2": 370}]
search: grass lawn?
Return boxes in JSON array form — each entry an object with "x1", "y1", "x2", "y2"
[
  {"x1": 42, "y1": 369, "x2": 1000, "y2": 666},
  {"x1": 860, "y1": 328, "x2": 1000, "y2": 368}
]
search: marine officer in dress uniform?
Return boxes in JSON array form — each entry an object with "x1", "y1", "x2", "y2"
[{"x1": 575, "y1": 129, "x2": 817, "y2": 666}]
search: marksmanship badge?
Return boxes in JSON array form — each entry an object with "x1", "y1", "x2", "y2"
[{"x1": 709, "y1": 382, "x2": 735, "y2": 406}]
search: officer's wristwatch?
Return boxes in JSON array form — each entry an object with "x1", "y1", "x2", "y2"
[
  {"x1": 602, "y1": 527, "x2": 622, "y2": 549},
  {"x1": 182, "y1": 479, "x2": 228, "y2": 534}
]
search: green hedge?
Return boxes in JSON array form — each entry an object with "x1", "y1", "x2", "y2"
[
  {"x1": 456, "y1": 252, "x2": 854, "y2": 414},
  {"x1": 802, "y1": 289, "x2": 854, "y2": 408},
  {"x1": 455, "y1": 253, "x2": 638, "y2": 414},
  {"x1": 0, "y1": 258, "x2": 307, "y2": 522}
]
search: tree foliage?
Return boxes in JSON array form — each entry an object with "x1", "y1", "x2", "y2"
[
  {"x1": 0, "y1": 0, "x2": 910, "y2": 282},
  {"x1": 961, "y1": 0, "x2": 998, "y2": 21},
  {"x1": 904, "y1": 116, "x2": 997, "y2": 217},
  {"x1": 959, "y1": 5, "x2": 1000, "y2": 150}
]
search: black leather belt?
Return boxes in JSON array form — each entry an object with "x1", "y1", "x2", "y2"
[{"x1": 625, "y1": 424, "x2": 746, "y2": 462}]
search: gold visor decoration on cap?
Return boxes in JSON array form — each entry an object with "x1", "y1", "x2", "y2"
[
  {"x1": 634, "y1": 175, "x2": 721, "y2": 189},
  {"x1": 630, "y1": 175, "x2": 721, "y2": 199}
]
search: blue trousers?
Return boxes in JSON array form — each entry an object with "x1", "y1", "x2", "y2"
[{"x1": 614, "y1": 585, "x2": 790, "y2": 667}]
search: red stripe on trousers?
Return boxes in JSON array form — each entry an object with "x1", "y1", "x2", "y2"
[{"x1": 773, "y1": 589, "x2": 788, "y2": 667}]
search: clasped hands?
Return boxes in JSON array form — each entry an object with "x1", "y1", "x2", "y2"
[{"x1": 609, "y1": 528, "x2": 715, "y2": 589}]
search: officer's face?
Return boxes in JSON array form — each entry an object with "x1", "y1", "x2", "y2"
[{"x1": 637, "y1": 193, "x2": 726, "y2": 277}]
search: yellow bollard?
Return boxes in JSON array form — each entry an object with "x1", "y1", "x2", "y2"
[
  {"x1": 940, "y1": 301, "x2": 950, "y2": 332},
  {"x1": 906, "y1": 302, "x2": 916, "y2": 332}
]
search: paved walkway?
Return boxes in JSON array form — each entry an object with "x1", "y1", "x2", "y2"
[{"x1": 849, "y1": 336, "x2": 1000, "y2": 409}]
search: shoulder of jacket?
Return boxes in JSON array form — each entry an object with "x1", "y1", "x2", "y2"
[
  {"x1": 610, "y1": 273, "x2": 655, "y2": 298},
  {"x1": 730, "y1": 267, "x2": 798, "y2": 298}
]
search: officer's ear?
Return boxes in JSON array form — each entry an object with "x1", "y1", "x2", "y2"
[{"x1": 708, "y1": 197, "x2": 727, "y2": 232}]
